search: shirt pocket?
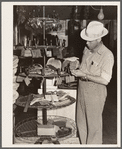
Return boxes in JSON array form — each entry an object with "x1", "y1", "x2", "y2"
[{"x1": 89, "y1": 61, "x2": 101, "y2": 76}]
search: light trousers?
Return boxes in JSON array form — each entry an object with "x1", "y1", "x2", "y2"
[{"x1": 77, "y1": 80, "x2": 107, "y2": 144}]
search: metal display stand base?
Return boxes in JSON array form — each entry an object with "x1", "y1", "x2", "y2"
[{"x1": 14, "y1": 115, "x2": 77, "y2": 144}]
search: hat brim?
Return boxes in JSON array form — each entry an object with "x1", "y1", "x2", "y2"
[{"x1": 80, "y1": 27, "x2": 108, "y2": 41}]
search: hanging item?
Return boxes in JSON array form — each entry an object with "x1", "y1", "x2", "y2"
[
  {"x1": 15, "y1": 6, "x2": 62, "y2": 34},
  {"x1": 31, "y1": 49, "x2": 42, "y2": 58},
  {"x1": 25, "y1": 17, "x2": 62, "y2": 34},
  {"x1": 23, "y1": 48, "x2": 32, "y2": 57},
  {"x1": 65, "y1": 75, "x2": 75, "y2": 83}
]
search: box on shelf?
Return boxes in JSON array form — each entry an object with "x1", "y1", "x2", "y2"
[{"x1": 37, "y1": 124, "x2": 56, "y2": 136}]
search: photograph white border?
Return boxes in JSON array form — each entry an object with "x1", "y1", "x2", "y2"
[{"x1": 2, "y1": 1, "x2": 121, "y2": 148}]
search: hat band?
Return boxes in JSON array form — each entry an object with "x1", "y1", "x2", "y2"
[{"x1": 85, "y1": 30, "x2": 104, "y2": 39}]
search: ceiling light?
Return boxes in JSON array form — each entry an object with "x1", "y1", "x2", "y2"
[{"x1": 98, "y1": 8, "x2": 104, "y2": 20}]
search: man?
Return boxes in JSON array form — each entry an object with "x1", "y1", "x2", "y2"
[{"x1": 71, "y1": 21, "x2": 114, "y2": 144}]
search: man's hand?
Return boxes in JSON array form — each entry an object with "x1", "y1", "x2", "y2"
[
  {"x1": 71, "y1": 69, "x2": 86, "y2": 77},
  {"x1": 71, "y1": 69, "x2": 109, "y2": 85}
]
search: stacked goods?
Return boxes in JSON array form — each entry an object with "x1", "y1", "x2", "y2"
[
  {"x1": 46, "y1": 58, "x2": 62, "y2": 71},
  {"x1": 62, "y1": 57, "x2": 80, "y2": 71},
  {"x1": 25, "y1": 64, "x2": 43, "y2": 75},
  {"x1": 13, "y1": 55, "x2": 20, "y2": 103},
  {"x1": 29, "y1": 90, "x2": 70, "y2": 106}
]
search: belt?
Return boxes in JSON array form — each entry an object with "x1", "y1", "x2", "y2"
[
  {"x1": 80, "y1": 78, "x2": 90, "y2": 82},
  {"x1": 82, "y1": 79, "x2": 90, "y2": 82}
]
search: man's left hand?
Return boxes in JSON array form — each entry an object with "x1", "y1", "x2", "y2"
[{"x1": 71, "y1": 69, "x2": 86, "y2": 77}]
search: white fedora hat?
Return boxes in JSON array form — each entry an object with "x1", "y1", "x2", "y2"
[{"x1": 80, "y1": 21, "x2": 108, "y2": 41}]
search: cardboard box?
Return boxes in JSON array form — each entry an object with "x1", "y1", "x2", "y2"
[{"x1": 37, "y1": 124, "x2": 56, "y2": 136}]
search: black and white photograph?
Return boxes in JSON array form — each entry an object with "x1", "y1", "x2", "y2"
[{"x1": 2, "y1": 1, "x2": 120, "y2": 148}]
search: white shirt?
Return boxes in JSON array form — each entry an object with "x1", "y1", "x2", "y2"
[{"x1": 79, "y1": 43, "x2": 114, "y2": 83}]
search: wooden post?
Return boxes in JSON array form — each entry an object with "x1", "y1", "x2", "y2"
[
  {"x1": 42, "y1": 108, "x2": 47, "y2": 125},
  {"x1": 42, "y1": 6, "x2": 46, "y2": 98},
  {"x1": 42, "y1": 6, "x2": 47, "y2": 125}
]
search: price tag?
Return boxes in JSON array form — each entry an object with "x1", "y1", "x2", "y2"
[{"x1": 24, "y1": 76, "x2": 31, "y2": 86}]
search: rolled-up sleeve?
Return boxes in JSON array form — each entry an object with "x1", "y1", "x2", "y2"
[{"x1": 101, "y1": 53, "x2": 114, "y2": 83}]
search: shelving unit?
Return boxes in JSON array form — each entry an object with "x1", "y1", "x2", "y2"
[{"x1": 14, "y1": 6, "x2": 77, "y2": 144}]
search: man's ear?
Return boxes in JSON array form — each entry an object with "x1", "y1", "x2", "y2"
[{"x1": 97, "y1": 38, "x2": 102, "y2": 43}]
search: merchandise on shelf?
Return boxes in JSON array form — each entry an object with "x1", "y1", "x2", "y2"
[{"x1": 13, "y1": 55, "x2": 20, "y2": 103}]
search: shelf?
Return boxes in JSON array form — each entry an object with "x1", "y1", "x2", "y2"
[
  {"x1": 15, "y1": 115, "x2": 77, "y2": 144},
  {"x1": 15, "y1": 93, "x2": 76, "y2": 110},
  {"x1": 18, "y1": 72, "x2": 69, "y2": 78},
  {"x1": 14, "y1": 45, "x2": 60, "y2": 50}
]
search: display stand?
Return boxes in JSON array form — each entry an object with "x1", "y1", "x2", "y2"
[{"x1": 14, "y1": 6, "x2": 77, "y2": 144}]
